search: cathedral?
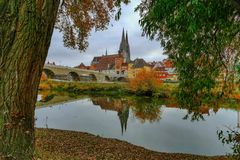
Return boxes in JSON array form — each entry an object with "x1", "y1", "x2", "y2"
[
  {"x1": 90, "y1": 29, "x2": 131, "y2": 74},
  {"x1": 119, "y1": 29, "x2": 131, "y2": 63}
]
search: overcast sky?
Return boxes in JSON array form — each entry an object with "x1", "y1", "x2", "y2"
[{"x1": 46, "y1": 0, "x2": 167, "y2": 67}]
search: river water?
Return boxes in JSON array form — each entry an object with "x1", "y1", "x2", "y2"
[{"x1": 35, "y1": 92, "x2": 240, "y2": 156}]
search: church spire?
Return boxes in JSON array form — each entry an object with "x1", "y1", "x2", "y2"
[
  {"x1": 119, "y1": 28, "x2": 131, "y2": 63},
  {"x1": 122, "y1": 28, "x2": 125, "y2": 42},
  {"x1": 126, "y1": 31, "x2": 131, "y2": 63},
  {"x1": 126, "y1": 31, "x2": 129, "y2": 44},
  {"x1": 119, "y1": 28, "x2": 126, "y2": 51},
  {"x1": 105, "y1": 49, "x2": 108, "y2": 56}
]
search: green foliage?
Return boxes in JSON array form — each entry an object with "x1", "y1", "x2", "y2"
[
  {"x1": 217, "y1": 128, "x2": 240, "y2": 156},
  {"x1": 131, "y1": 97, "x2": 162, "y2": 123},
  {"x1": 39, "y1": 80, "x2": 175, "y2": 98},
  {"x1": 137, "y1": 0, "x2": 240, "y2": 107}
]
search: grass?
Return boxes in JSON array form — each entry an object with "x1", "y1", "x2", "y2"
[{"x1": 39, "y1": 80, "x2": 177, "y2": 98}]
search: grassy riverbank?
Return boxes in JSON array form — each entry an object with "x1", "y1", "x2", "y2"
[
  {"x1": 39, "y1": 80, "x2": 176, "y2": 98},
  {"x1": 35, "y1": 128, "x2": 230, "y2": 160}
]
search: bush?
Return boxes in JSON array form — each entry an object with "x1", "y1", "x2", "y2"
[
  {"x1": 129, "y1": 69, "x2": 162, "y2": 96},
  {"x1": 40, "y1": 72, "x2": 47, "y2": 81}
]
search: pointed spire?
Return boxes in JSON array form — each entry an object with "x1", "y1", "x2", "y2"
[
  {"x1": 126, "y1": 31, "x2": 131, "y2": 63},
  {"x1": 122, "y1": 28, "x2": 125, "y2": 42},
  {"x1": 105, "y1": 49, "x2": 108, "y2": 56},
  {"x1": 119, "y1": 28, "x2": 126, "y2": 51},
  {"x1": 126, "y1": 31, "x2": 129, "y2": 44}
]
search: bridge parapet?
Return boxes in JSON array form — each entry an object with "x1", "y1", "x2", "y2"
[{"x1": 43, "y1": 64, "x2": 127, "y2": 82}]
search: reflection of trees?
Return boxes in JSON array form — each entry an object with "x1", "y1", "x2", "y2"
[
  {"x1": 182, "y1": 105, "x2": 210, "y2": 121},
  {"x1": 37, "y1": 91, "x2": 88, "y2": 107},
  {"x1": 131, "y1": 98, "x2": 161, "y2": 123},
  {"x1": 38, "y1": 90, "x2": 55, "y2": 102},
  {"x1": 178, "y1": 98, "x2": 222, "y2": 122},
  {"x1": 183, "y1": 111, "x2": 205, "y2": 121},
  {"x1": 217, "y1": 127, "x2": 240, "y2": 157},
  {"x1": 40, "y1": 94, "x2": 55, "y2": 102},
  {"x1": 218, "y1": 110, "x2": 240, "y2": 157}
]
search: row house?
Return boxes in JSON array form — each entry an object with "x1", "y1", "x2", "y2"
[
  {"x1": 128, "y1": 58, "x2": 152, "y2": 79},
  {"x1": 152, "y1": 60, "x2": 178, "y2": 82}
]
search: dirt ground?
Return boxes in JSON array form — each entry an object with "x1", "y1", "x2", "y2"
[{"x1": 35, "y1": 128, "x2": 231, "y2": 160}]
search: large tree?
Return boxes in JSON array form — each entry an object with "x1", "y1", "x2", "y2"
[
  {"x1": 0, "y1": 0, "x2": 128, "y2": 159},
  {"x1": 137, "y1": 0, "x2": 240, "y2": 107}
]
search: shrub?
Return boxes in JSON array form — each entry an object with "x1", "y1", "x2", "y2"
[
  {"x1": 129, "y1": 69, "x2": 162, "y2": 96},
  {"x1": 38, "y1": 83, "x2": 51, "y2": 90},
  {"x1": 40, "y1": 72, "x2": 47, "y2": 81}
]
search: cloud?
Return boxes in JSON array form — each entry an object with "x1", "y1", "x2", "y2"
[{"x1": 46, "y1": 0, "x2": 165, "y2": 67}]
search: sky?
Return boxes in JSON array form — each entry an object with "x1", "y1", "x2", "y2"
[{"x1": 46, "y1": 0, "x2": 167, "y2": 67}]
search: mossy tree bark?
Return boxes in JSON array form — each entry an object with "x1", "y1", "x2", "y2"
[{"x1": 0, "y1": 0, "x2": 60, "y2": 159}]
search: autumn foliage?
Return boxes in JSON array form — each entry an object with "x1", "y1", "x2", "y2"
[
  {"x1": 129, "y1": 69, "x2": 162, "y2": 95},
  {"x1": 40, "y1": 72, "x2": 48, "y2": 81}
]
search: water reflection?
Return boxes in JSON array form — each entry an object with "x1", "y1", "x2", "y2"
[
  {"x1": 118, "y1": 107, "x2": 129, "y2": 135},
  {"x1": 131, "y1": 98, "x2": 161, "y2": 123},
  {"x1": 36, "y1": 92, "x2": 240, "y2": 155},
  {"x1": 91, "y1": 97, "x2": 130, "y2": 134},
  {"x1": 90, "y1": 96, "x2": 162, "y2": 134},
  {"x1": 39, "y1": 94, "x2": 55, "y2": 102},
  {"x1": 217, "y1": 127, "x2": 240, "y2": 156},
  {"x1": 238, "y1": 110, "x2": 240, "y2": 128},
  {"x1": 216, "y1": 109, "x2": 240, "y2": 157}
]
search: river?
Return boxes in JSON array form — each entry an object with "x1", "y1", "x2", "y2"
[{"x1": 35, "y1": 91, "x2": 240, "y2": 156}]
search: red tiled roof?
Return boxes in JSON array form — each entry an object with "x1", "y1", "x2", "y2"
[
  {"x1": 91, "y1": 56, "x2": 102, "y2": 65},
  {"x1": 122, "y1": 63, "x2": 128, "y2": 66},
  {"x1": 75, "y1": 63, "x2": 85, "y2": 68},
  {"x1": 95, "y1": 54, "x2": 122, "y2": 70}
]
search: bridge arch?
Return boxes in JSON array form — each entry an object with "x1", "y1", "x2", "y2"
[
  {"x1": 117, "y1": 77, "x2": 128, "y2": 82},
  {"x1": 67, "y1": 72, "x2": 80, "y2": 81},
  {"x1": 105, "y1": 76, "x2": 111, "y2": 81},
  {"x1": 89, "y1": 74, "x2": 97, "y2": 81},
  {"x1": 43, "y1": 69, "x2": 55, "y2": 79}
]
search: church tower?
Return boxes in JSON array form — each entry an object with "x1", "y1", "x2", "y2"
[
  {"x1": 119, "y1": 29, "x2": 131, "y2": 63},
  {"x1": 126, "y1": 31, "x2": 131, "y2": 63}
]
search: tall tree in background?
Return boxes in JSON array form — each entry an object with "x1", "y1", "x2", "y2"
[
  {"x1": 137, "y1": 0, "x2": 240, "y2": 107},
  {"x1": 0, "y1": 0, "x2": 128, "y2": 159}
]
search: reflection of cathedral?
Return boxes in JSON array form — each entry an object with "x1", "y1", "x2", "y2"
[
  {"x1": 118, "y1": 106, "x2": 129, "y2": 135},
  {"x1": 91, "y1": 97, "x2": 130, "y2": 134},
  {"x1": 238, "y1": 110, "x2": 240, "y2": 128}
]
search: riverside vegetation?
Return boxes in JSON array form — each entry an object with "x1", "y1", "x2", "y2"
[{"x1": 38, "y1": 80, "x2": 175, "y2": 98}]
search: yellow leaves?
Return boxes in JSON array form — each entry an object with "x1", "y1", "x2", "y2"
[
  {"x1": 129, "y1": 69, "x2": 162, "y2": 93},
  {"x1": 41, "y1": 72, "x2": 47, "y2": 81}
]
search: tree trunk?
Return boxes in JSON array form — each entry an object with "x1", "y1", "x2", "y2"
[{"x1": 0, "y1": 0, "x2": 60, "y2": 159}]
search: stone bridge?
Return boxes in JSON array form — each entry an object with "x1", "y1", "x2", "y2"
[{"x1": 43, "y1": 64, "x2": 127, "y2": 82}]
